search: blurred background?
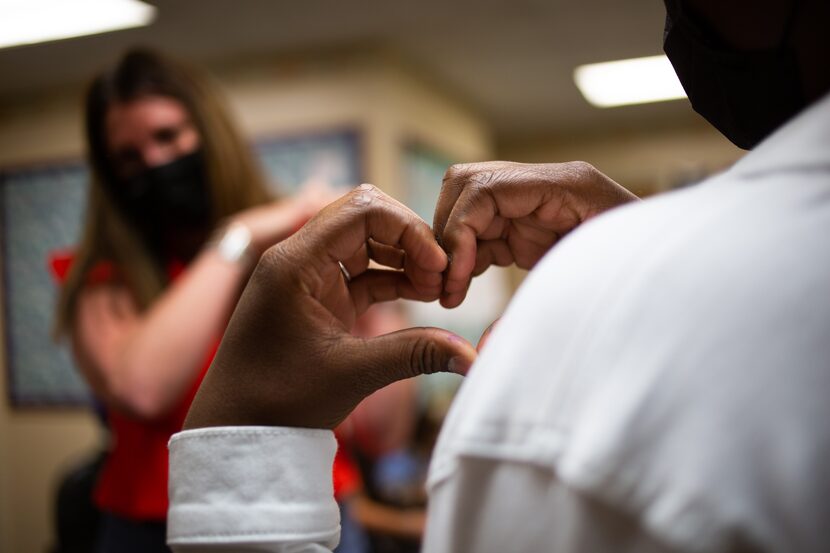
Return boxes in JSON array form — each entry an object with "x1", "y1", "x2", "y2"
[{"x1": 0, "y1": 1, "x2": 744, "y2": 551}]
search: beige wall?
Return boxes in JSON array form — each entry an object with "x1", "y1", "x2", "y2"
[
  {"x1": 217, "y1": 49, "x2": 492, "y2": 194},
  {"x1": 499, "y1": 121, "x2": 745, "y2": 197},
  {"x1": 0, "y1": 48, "x2": 491, "y2": 553},
  {"x1": 0, "y1": 342, "x2": 101, "y2": 553}
]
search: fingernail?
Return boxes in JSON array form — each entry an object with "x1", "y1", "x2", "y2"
[
  {"x1": 447, "y1": 356, "x2": 472, "y2": 375},
  {"x1": 476, "y1": 317, "x2": 501, "y2": 353}
]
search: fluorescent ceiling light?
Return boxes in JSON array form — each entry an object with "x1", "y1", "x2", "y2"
[
  {"x1": 574, "y1": 55, "x2": 687, "y2": 108},
  {"x1": 0, "y1": 0, "x2": 156, "y2": 50}
]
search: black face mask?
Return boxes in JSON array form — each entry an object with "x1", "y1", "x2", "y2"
[
  {"x1": 109, "y1": 150, "x2": 212, "y2": 244},
  {"x1": 663, "y1": 0, "x2": 805, "y2": 150}
]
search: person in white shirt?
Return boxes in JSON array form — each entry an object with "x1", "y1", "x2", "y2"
[{"x1": 167, "y1": 0, "x2": 830, "y2": 551}]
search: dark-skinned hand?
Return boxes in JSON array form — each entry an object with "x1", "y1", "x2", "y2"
[
  {"x1": 434, "y1": 161, "x2": 638, "y2": 307},
  {"x1": 184, "y1": 185, "x2": 477, "y2": 430}
]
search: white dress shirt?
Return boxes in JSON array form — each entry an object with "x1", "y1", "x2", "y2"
[{"x1": 168, "y1": 92, "x2": 830, "y2": 553}]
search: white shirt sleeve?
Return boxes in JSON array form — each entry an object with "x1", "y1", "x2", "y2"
[
  {"x1": 423, "y1": 457, "x2": 682, "y2": 553},
  {"x1": 167, "y1": 427, "x2": 340, "y2": 553}
]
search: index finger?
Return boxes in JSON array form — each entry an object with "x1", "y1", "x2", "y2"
[
  {"x1": 301, "y1": 184, "x2": 448, "y2": 294},
  {"x1": 433, "y1": 163, "x2": 482, "y2": 243}
]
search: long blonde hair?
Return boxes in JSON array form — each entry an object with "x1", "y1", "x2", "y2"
[{"x1": 55, "y1": 48, "x2": 271, "y2": 337}]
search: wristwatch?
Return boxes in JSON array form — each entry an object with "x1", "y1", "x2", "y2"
[{"x1": 211, "y1": 222, "x2": 256, "y2": 268}]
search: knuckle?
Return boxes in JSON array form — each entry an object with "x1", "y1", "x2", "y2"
[
  {"x1": 442, "y1": 163, "x2": 475, "y2": 190},
  {"x1": 259, "y1": 244, "x2": 285, "y2": 271},
  {"x1": 254, "y1": 245, "x2": 299, "y2": 288},
  {"x1": 356, "y1": 182, "x2": 378, "y2": 193},
  {"x1": 564, "y1": 160, "x2": 597, "y2": 181},
  {"x1": 349, "y1": 183, "x2": 382, "y2": 207},
  {"x1": 444, "y1": 163, "x2": 499, "y2": 190},
  {"x1": 443, "y1": 163, "x2": 467, "y2": 181},
  {"x1": 468, "y1": 167, "x2": 498, "y2": 189},
  {"x1": 246, "y1": 246, "x2": 287, "y2": 293},
  {"x1": 408, "y1": 332, "x2": 444, "y2": 376}
]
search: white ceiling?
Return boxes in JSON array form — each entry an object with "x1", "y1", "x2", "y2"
[{"x1": 0, "y1": 0, "x2": 704, "y2": 139}]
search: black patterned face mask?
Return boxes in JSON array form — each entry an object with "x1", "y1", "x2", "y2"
[
  {"x1": 110, "y1": 150, "x2": 212, "y2": 258},
  {"x1": 663, "y1": 0, "x2": 806, "y2": 150},
  {"x1": 109, "y1": 149, "x2": 212, "y2": 247}
]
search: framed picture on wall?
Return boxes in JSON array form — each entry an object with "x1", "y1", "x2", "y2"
[
  {"x1": 1, "y1": 163, "x2": 91, "y2": 406},
  {"x1": 0, "y1": 129, "x2": 362, "y2": 407}
]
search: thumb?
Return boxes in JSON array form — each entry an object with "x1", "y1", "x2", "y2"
[{"x1": 350, "y1": 327, "x2": 477, "y2": 390}]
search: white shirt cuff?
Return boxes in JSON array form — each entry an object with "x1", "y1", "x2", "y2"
[{"x1": 167, "y1": 426, "x2": 339, "y2": 548}]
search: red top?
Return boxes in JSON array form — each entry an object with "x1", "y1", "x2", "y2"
[
  {"x1": 51, "y1": 251, "x2": 214, "y2": 518},
  {"x1": 50, "y1": 250, "x2": 361, "y2": 520}
]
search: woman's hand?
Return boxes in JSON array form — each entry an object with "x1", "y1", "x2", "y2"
[
  {"x1": 184, "y1": 185, "x2": 477, "y2": 431},
  {"x1": 232, "y1": 185, "x2": 341, "y2": 255},
  {"x1": 434, "y1": 161, "x2": 638, "y2": 307}
]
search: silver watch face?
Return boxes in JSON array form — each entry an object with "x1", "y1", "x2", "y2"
[{"x1": 218, "y1": 224, "x2": 253, "y2": 263}]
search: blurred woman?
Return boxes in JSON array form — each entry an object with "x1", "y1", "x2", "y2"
[{"x1": 54, "y1": 48, "x2": 321, "y2": 552}]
